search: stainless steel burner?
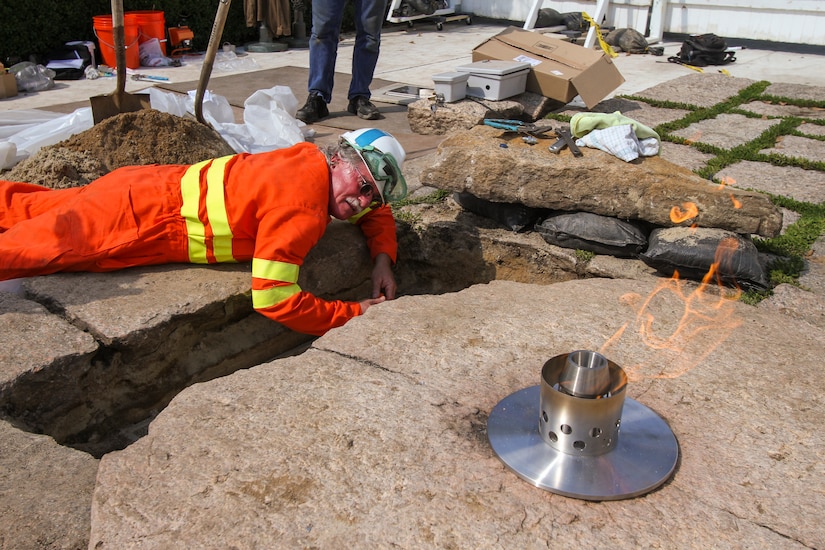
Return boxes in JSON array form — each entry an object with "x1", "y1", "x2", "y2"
[{"x1": 487, "y1": 350, "x2": 679, "y2": 500}]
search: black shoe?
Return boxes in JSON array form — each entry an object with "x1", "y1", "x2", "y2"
[
  {"x1": 296, "y1": 93, "x2": 329, "y2": 123},
  {"x1": 347, "y1": 96, "x2": 381, "y2": 120}
]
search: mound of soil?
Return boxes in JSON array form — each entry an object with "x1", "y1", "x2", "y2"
[{"x1": 5, "y1": 109, "x2": 237, "y2": 189}]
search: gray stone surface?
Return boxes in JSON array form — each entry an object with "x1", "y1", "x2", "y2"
[
  {"x1": 634, "y1": 73, "x2": 757, "y2": 108},
  {"x1": 0, "y1": 420, "x2": 98, "y2": 550},
  {"x1": 800, "y1": 235, "x2": 825, "y2": 295},
  {"x1": 758, "y1": 283, "x2": 825, "y2": 328},
  {"x1": 672, "y1": 113, "x2": 781, "y2": 149},
  {"x1": 715, "y1": 160, "x2": 825, "y2": 204},
  {"x1": 764, "y1": 82, "x2": 825, "y2": 102},
  {"x1": 658, "y1": 141, "x2": 715, "y2": 172},
  {"x1": 419, "y1": 126, "x2": 783, "y2": 237},
  {"x1": 89, "y1": 278, "x2": 825, "y2": 548},
  {"x1": 797, "y1": 122, "x2": 825, "y2": 137},
  {"x1": 739, "y1": 100, "x2": 825, "y2": 120},
  {"x1": 760, "y1": 134, "x2": 825, "y2": 160}
]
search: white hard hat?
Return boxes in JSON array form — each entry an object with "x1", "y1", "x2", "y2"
[{"x1": 340, "y1": 128, "x2": 408, "y2": 203}]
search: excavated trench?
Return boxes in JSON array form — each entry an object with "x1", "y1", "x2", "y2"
[{"x1": 0, "y1": 204, "x2": 589, "y2": 458}]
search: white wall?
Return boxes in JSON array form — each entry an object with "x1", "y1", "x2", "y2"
[{"x1": 458, "y1": 0, "x2": 825, "y2": 46}]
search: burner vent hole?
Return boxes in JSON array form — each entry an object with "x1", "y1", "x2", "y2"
[
  {"x1": 542, "y1": 410, "x2": 548, "y2": 423},
  {"x1": 560, "y1": 424, "x2": 572, "y2": 435},
  {"x1": 548, "y1": 431, "x2": 558, "y2": 442},
  {"x1": 573, "y1": 440, "x2": 586, "y2": 450},
  {"x1": 590, "y1": 427, "x2": 602, "y2": 437}
]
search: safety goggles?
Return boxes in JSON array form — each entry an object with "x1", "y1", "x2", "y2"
[{"x1": 360, "y1": 147, "x2": 406, "y2": 203}]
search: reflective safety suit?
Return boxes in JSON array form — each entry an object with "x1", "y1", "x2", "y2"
[{"x1": 0, "y1": 142, "x2": 397, "y2": 336}]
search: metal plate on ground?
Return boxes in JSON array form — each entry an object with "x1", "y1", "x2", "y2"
[{"x1": 487, "y1": 385, "x2": 679, "y2": 501}]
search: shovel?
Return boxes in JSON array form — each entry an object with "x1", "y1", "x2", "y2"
[
  {"x1": 90, "y1": 0, "x2": 151, "y2": 124},
  {"x1": 194, "y1": 0, "x2": 233, "y2": 125}
]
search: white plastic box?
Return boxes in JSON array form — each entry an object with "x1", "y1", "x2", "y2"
[
  {"x1": 455, "y1": 60, "x2": 531, "y2": 101},
  {"x1": 431, "y1": 71, "x2": 470, "y2": 102}
]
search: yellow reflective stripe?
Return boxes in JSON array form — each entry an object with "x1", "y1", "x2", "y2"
[
  {"x1": 205, "y1": 156, "x2": 235, "y2": 262},
  {"x1": 180, "y1": 159, "x2": 211, "y2": 263},
  {"x1": 180, "y1": 155, "x2": 236, "y2": 264},
  {"x1": 252, "y1": 258, "x2": 300, "y2": 283},
  {"x1": 252, "y1": 284, "x2": 302, "y2": 309}
]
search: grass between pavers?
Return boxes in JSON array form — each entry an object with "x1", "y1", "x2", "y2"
[{"x1": 545, "y1": 80, "x2": 825, "y2": 301}]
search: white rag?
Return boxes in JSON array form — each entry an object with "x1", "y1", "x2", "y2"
[{"x1": 575, "y1": 124, "x2": 660, "y2": 162}]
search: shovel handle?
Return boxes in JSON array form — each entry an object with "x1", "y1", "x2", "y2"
[
  {"x1": 112, "y1": 0, "x2": 127, "y2": 96},
  {"x1": 195, "y1": 0, "x2": 233, "y2": 124}
]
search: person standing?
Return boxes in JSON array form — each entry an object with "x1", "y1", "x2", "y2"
[{"x1": 296, "y1": 0, "x2": 387, "y2": 123}]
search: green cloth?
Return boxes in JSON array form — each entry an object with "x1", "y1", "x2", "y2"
[{"x1": 570, "y1": 111, "x2": 661, "y2": 143}]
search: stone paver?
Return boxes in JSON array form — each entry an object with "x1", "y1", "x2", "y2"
[
  {"x1": 634, "y1": 73, "x2": 757, "y2": 108},
  {"x1": 764, "y1": 82, "x2": 825, "y2": 102},
  {"x1": 658, "y1": 141, "x2": 715, "y2": 172},
  {"x1": 760, "y1": 134, "x2": 825, "y2": 160},
  {"x1": 739, "y1": 101, "x2": 825, "y2": 120},
  {"x1": 797, "y1": 122, "x2": 825, "y2": 137},
  {"x1": 672, "y1": 113, "x2": 781, "y2": 149},
  {"x1": 716, "y1": 160, "x2": 825, "y2": 204}
]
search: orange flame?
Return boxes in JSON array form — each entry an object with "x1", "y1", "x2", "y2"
[
  {"x1": 601, "y1": 238, "x2": 743, "y2": 381},
  {"x1": 717, "y1": 176, "x2": 736, "y2": 190},
  {"x1": 670, "y1": 202, "x2": 699, "y2": 224},
  {"x1": 730, "y1": 194, "x2": 742, "y2": 208}
]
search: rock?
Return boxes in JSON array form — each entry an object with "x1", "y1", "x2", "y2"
[
  {"x1": 407, "y1": 92, "x2": 562, "y2": 135},
  {"x1": 0, "y1": 420, "x2": 98, "y2": 550},
  {"x1": 419, "y1": 125, "x2": 783, "y2": 237},
  {"x1": 89, "y1": 279, "x2": 825, "y2": 548}
]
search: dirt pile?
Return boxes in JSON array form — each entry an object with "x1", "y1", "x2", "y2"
[{"x1": 4, "y1": 110, "x2": 236, "y2": 189}]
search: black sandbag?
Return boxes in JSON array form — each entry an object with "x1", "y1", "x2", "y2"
[
  {"x1": 640, "y1": 227, "x2": 769, "y2": 289},
  {"x1": 535, "y1": 8, "x2": 565, "y2": 28},
  {"x1": 453, "y1": 192, "x2": 541, "y2": 233},
  {"x1": 535, "y1": 211, "x2": 648, "y2": 257},
  {"x1": 604, "y1": 28, "x2": 650, "y2": 54}
]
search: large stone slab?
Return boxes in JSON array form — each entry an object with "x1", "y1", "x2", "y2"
[
  {"x1": 760, "y1": 134, "x2": 825, "y2": 161},
  {"x1": 739, "y1": 100, "x2": 825, "y2": 120},
  {"x1": 0, "y1": 420, "x2": 98, "y2": 550},
  {"x1": 715, "y1": 160, "x2": 825, "y2": 204},
  {"x1": 634, "y1": 73, "x2": 757, "y2": 108},
  {"x1": 419, "y1": 126, "x2": 783, "y2": 237},
  {"x1": 671, "y1": 113, "x2": 781, "y2": 149},
  {"x1": 90, "y1": 279, "x2": 824, "y2": 548}
]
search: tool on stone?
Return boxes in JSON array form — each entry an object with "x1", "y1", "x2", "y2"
[
  {"x1": 548, "y1": 127, "x2": 583, "y2": 157},
  {"x1": 483, "y1": 119, "x2": 554, "y2": 138},
  {"x1": 130, "y1": 74, "x2": 170, "y2": 82},
  {"x1": 195, "y1": 0, "x2": 232, "y2": 125},
  {"x1": 90, "y1": 0, "x2": 151, "y2": 124}
]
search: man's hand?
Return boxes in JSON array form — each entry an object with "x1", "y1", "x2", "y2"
[{"x1": 371, "y1": 252, "x2": 397, "y2": 300}]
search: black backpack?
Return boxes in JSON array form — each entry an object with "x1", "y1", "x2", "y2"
[
  {"x1": 45, "y1": 43, "x2": 94, "y2": 80},
  {"x1": 669, "y1": 34, "x2": 735, "y2": 67}
]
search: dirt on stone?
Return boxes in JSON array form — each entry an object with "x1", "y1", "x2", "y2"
[{"x1": 3, "y1": 109, "x2": 237, "y2": 189}]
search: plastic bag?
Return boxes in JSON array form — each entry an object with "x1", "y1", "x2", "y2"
[
  {"x1": 2, "y1": 107, "x2": 93, "y2": 168},
  {"x1": 138, "y1": 38, "x2": 172, "y2": 67},
  {"x1": 10, "y1": 62, "x2": 56, "y2": 92},
  {"x1": 535, "y1": 211, "x2": 648, "y2": 257}
]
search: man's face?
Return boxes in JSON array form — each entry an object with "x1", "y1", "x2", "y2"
[{"x1": 328, "y1": 154, "x2": 380, "y2": 220}]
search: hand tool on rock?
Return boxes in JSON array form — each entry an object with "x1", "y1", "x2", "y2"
[
  {"x1": 483, "y1": 119, "x2": 555, "y2": 138},
  {"x1": 548, "y1": 127, "x2": 583, "y2": 157}
]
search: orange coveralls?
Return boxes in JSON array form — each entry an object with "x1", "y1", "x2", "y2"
[{"x1": 0, "y1": 142, "x2": 397, "y2": 336}]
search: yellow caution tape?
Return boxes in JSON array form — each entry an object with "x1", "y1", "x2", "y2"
[
  {"x1": 719, "y1": 68, "x2": 731, "y2": 76},
  {"x1": 582, "y1": 12, "x2": 617, "y2": 58}
]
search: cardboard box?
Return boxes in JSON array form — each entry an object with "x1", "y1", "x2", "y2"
[
  {"x1": 472, "y1": 26, "x2": 625, "y2": 109},
  {"x1": 0, "y1": 73, "x2": 17, "y2": 99}
]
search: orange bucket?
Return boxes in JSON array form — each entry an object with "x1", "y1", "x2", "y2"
[
  {"x1": 129, "y1": 10, "x2": 167, "y2": 56},
  {"x1": 93, "y1": 13, "x2": 140, "y2": 69}
]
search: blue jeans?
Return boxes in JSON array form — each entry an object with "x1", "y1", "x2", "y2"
[{"x1": 307, "y1": 0, "x2": 387, "y2": 103}]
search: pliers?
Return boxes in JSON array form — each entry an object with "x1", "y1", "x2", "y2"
[{"x1": 483, "y1": 119, "x2": 554, "y2": 137}]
